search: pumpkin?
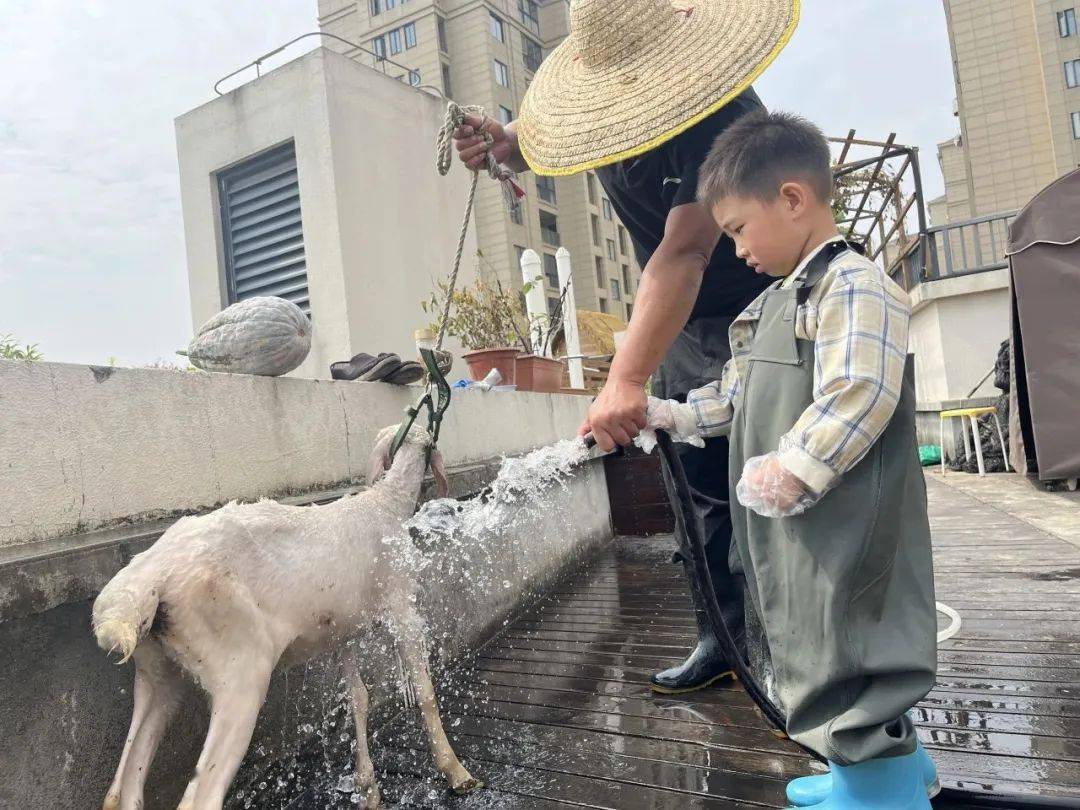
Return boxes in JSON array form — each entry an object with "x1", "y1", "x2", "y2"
[{"x1": 180, "y1": 297, "x2": 312, "y2": 376}]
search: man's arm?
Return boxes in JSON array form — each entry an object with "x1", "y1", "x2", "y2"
[{"x1": 581, "y1": 203, "x2": 722, "y2": 451}]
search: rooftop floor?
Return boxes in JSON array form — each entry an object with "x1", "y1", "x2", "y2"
[{"x1": 283, "y1": 472, "x2": 1080, "y2": 807}]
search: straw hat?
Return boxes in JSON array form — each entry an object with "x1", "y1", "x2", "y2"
[{"x1": 518, "y1": 0, "x2": 799, "y2": 176}]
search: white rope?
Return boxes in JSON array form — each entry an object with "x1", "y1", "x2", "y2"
[{"x1": 434, "y1": 102, "x2": 523, "y2": 351}]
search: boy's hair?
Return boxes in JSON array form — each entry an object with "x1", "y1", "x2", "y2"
[{"x1": 697, "y1": 110, "x2": 833, "y2": 206}]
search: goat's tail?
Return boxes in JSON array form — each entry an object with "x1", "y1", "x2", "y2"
[{"x1": 92, "y1": 561, "x2": 161, "y2": 664}]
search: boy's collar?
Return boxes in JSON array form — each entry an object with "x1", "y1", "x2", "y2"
[{"x1": 780, "y1": 235, "x2": 847, "y2": 289}]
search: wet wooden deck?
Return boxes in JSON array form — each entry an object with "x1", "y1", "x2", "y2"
[{"x1": 286, "y1": 474, "x2": 1080, "y2": 808}]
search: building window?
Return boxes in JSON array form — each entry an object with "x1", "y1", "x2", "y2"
[
  {"x1": 372, "y1": 36, "x2": 386, "y2": 59},
  {"x1": 437, "y1": 17, "x2": 448, "y2": 51},
  {"x1": 591, "y1": 215, "x2": 600, "y2": 245},
  {"x1": 385, "y1": 0, "x2": 396, "y2": 9},
  {"x1": 404, "y1": 22, "x2": 417, "y2": 49},
  {"x1": 536, "y1": 174, "x2": 557, "y2": 205},
  {"x1": 1067, "y1": 59, "x2": 1080, "y2": 88},
  {"x1": 543, "y1": 253, "x2": 559, "y2": 288},
  {"x1": 1060, "y1": 8, "x2": 1078, "y2": 37},
  {"x1": 515, "y1": 245, "x2": 527, "y2": 267},
  {"x1": 610, "y1": 279, "x2": 622, "y2": 301},
  {"x1": 510, "y1": 203, "x2": 523, "y2": 225},
  {"x1": 598, "y1": 298, "x2": 608, "y2": 314},
  {"x1": 490, "y1": 12, "x2": 505, "y2": 42},
  {"x1": 622, "y1": 264, "x2": 631, "y2": 293},
  {"x1": 523, "y1": 35, "x2": 543, "y2": 72},
  {"x1": 518, "y1": 0, "x2": 540, "y2": 34},
  {"x1": 625, "y1": 303, "x2": 633, "y2": 320},
  {"x1": 618, "y1": 225, "x2": 628, "y2": 254},
  {"x1": 218, "y1": 142, "x2": 310, "y2": 316},
  {"x1": 389, "y1": 29, "x2": 402, "y2": 54},
  {"x1": 1073, "y1": 111, "x2": 1080, "y2": 139},
  {"x1": 494, "y1": 59, "x2": 510, "y2": 87},
  {"x1": 407, "y1": 70, "x2": 421, "y2": 87},
  {"x1": 442, "y1": 64, "x2": 452, "y2": 96},
  {"x1": 540, "y1": 210, "x2": 560, "y2": 245},
  {"x1": 602, "y1": 198, "x2": 613, "y2": 220},
  {"x1": 499, "y1": 105, "x2": 514, "y2": 125},
  {"x1": 594, "y1": 256, "x2": 604, "y2": 287},
  {"x1": 547, "y1": 297, "x2": 560, "y2": 317},
  {"x1": 586, "y1": 173, "x2": 597, "y2": 204},
  {"x1": 606, "y1": 239, "x2": 616, "y2": 260},
  {"x1": 370, "y1": 0, "x2": 381, "y2": 16}
]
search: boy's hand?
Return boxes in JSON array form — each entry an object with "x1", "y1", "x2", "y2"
[
  {"x1": 645, "y1": 396, "x2": 678, "y2": 431},
  {"x1": 736, "y1": 453, "x2": 816, "y2": 518}
]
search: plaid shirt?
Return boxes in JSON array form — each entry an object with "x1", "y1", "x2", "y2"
[{"x1": 669, "y1": 238, "x2": 911, "y2": 494}]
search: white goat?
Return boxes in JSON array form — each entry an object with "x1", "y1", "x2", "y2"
[{"x1": 92, "y1": 424, "x2": 480, "y2": 810}]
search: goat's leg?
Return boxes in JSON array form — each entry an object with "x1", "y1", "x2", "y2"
[
  {"x1": 113, "y1": 643, "x2": 186, "y2": 810},
  {"x1": 184, "y1": 666, "x2": 272, "y2": 810},
  {"x1": 393, "y1": 618, "x2": 481, "y2": 795},
  {"x1": 343, "y1": 651, "x2": 381, "y2": 809},
  {"x1": 103, "y1": 650, "x2": 156, "y2": 810}
]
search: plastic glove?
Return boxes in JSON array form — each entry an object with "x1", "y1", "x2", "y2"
[
  {"x1": 634, "y1": 397, "x2": 705, "y2": 453},
  {"x1": 735, "y1": 452, "x2": 818, "y2": 518}
]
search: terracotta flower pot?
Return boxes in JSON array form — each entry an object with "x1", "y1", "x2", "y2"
[
  {"x1": 515, "y1": 354, "x2": 565, "y2": 393},
  {"x1": 462, "y1": 347, "x2": 520, "y2": 384}
]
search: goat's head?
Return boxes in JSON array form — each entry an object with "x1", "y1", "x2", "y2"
[{"x1": 368, "y1": 424, "x2": 449, "y2": 498}]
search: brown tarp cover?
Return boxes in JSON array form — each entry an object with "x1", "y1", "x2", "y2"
[{"x1": 1006, "y1": 168, "x2": 1080, "y2": 480}]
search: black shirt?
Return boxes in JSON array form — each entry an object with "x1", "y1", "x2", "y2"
[{"x1": 595, "y1": 89, "x2": 770, "y2": 321}]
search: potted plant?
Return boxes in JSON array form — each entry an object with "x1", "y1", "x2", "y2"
[
  {"x1": 423, "y1": 279, "x2": 523, "y2": 384},
  {"x1": 514, "y1": 278, "x2": 569, "y2": 394}
]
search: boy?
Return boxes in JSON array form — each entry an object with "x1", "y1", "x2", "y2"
[{"x1": 646, "y1": 111, "x2": 939, "y2": 809}]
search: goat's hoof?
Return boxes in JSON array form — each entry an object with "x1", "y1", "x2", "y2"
[
  {"x1": 451, "y1": 776, "x2": 484, "y2": 796},
  {"x1": 102, "y1": 795, "x2": 120, "y2": 810},
  {"x1": 359, "y1": 784, "x2": 381, "y2": 809}
]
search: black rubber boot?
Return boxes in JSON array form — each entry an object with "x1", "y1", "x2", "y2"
[{"x1": 650, "y1": 559, "x2": 737, "y2": 694}]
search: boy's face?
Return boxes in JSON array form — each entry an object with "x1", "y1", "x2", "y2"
[{"x1": 712, "y1": 183, "x2": 818, "y2": 277}]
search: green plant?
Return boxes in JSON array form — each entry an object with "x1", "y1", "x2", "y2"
[
  {"x1": 422, "y1": 278, "x2": 529, "y2": 352},
  {"x1": 0, "y1": 334, "x2": 43, "y2": 361}
]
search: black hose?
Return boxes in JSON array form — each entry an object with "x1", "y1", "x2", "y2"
[
  {"x1": 654, "y1": 431, "x2": 791, "y2": 736},
  {"x1": 640, "y1": 431, "x2": 1074, "y2": 809}
]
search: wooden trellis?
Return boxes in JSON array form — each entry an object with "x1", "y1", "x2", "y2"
[{"x1": 830, "y1": 131, "x2": 929, "y2": 289}]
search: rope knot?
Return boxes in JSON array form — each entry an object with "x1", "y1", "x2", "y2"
[{"x1": 437, "y1": 101, "x2": 524, "y2": 214}]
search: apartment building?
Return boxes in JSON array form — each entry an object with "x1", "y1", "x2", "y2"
[
  {"x1": 317, "y1": 0, "x2": 642, "y2": 321},
  {"x1": 933, "y1": 0, "x2": 1080, "y2": 223}
]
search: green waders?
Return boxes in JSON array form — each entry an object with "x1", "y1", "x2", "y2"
[{"x1": 728, "y1": 243, "x2": 938, "y2": 765}]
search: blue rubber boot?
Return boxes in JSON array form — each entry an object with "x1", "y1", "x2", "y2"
[{"x1": 786, "y1": 746, "x2": 937, "y2": 809}]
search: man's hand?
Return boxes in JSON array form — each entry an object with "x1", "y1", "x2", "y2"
[
  {"x1": 735, "y1": 453, "x2": 815, "y2": 518},
  {"x1": 453, "y1": 114, "x2": 523, "y2": 172},
  {"x1": 578, "y1": 378, "x2": 647, "y2": 451}
]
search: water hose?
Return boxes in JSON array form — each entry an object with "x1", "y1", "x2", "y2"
[{"x1": 586, "y1": 430, "x2": 1075, "y2": 808}]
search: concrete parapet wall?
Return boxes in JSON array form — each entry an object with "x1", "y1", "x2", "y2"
[{"x1": 1, "y1": 359, "x2": 590, "y2": 550}]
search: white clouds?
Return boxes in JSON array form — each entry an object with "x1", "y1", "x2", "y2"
[{"x1": 0, "y1": 0, "x2": 957, "y2": 365}]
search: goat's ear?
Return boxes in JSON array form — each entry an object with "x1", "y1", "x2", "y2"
[
  {"x1": 431, "y1": 449, "x2": 449, "y2": 499},
  {"x1": 367, "y1": 429, "x2": 395, "y2": 485}
]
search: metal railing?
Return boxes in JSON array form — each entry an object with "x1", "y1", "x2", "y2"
[
  {"x1": 924, "y1": 211, "x2": 1017, "y2": 280},
  {"x1": 886, "y1": 210, "x2": 1018, "y2": 292},
  {"x1": 541, "y1": 227, "x2": 561, "y2": 247},
  {"x1": 213, "y1": 32, "x2": 422, "y2": 96}
]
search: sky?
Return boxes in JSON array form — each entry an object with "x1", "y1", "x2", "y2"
[{"x1": 0, "y1": 0, "x2": 958, "y2": 366}]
